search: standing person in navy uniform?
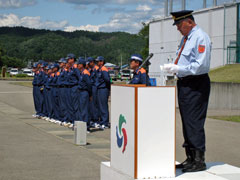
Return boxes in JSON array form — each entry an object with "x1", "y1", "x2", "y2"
[
  {"x1": 44, "y1": 65, "x2": 53, "y2": 121},
  {"x1": 164, "y1": 10, "x2": 211, "y2": 173},
  {"x1": 41, "y1": 62, "x2": 49, "y2": 118},
  {"x1": 35, "y1": 60, "x2": 45, "y2": 118},
  {"x1": 76, "y1": 57, "x2": 92, "y2": 132},
  {"x1": 57, "y1": 58, "x2": 69, "y2": 125},
  {"x1": 88, "y1": 57, "x2": 100, "y2": 128},
  {"x1": 32, "y1": 63, "x2": 39, "y2": 118},
  {"x1": 129, "y1": 54, "x2": 149, "y2": 85},
  {"x1": 65, "y1": 53, "x2": 81, "y2": 128},
  {"x1": 51, "y1": 63, "x2": 61, "y2": 124},
  {"x1": 95, "y1": 56, "x2": 110, "y2": 130}
]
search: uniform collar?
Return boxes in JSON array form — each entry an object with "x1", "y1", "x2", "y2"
[
  {"x1": 187, "y1": 25, "x2": 199, "y2": 40},
  {"x1": 135, "y1": 68, "x2": 140, "y2": 74}
]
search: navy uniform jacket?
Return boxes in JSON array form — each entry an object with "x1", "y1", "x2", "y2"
[
  {"x1": 57, "y1": 69, "x2": 67, "y2": 86},
  {"x1": 43, "y1": 72, "x2": 48, "y2": 87},
  {"x1": 90, "y1": 65, "x2": 99, "y2": 87},
  {"x1": 45, "y1": 74, "x2": 52, "y2": 89},
  {"x1": 79, "y1": 69, "x2": 92, "y2": 96},
  {"x1": 37, "y1": 69, "x2": 45, "y2": 86},
  {"x1": 96, "y1": 66, "x2": 110, "y2": 89},
  {"x1": 52, "y1": 72, "x2": 60, "y2": 87},
  {"x1": 32, "y1": 71, "x2": 39, "y2": 86},
  {"x1": 48, "y1": 73, "x2": 55, "y2": 87},
  {"x1": 130, "y1": 68, "x2": 148, "y2": 85},
  {"x1": 66, "y1": 64, "x2": 81, "y2": 86}
]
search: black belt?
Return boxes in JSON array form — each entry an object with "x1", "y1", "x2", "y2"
[
  {"x1": 66, "y1": 85, "x2": 76, "y2": 88},
  {"x1": 177, "y1": 74, "x2": 208, "y2": 81}
]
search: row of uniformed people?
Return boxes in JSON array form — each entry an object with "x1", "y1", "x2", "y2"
[{"x1": 32, "y1": 54, "x2": 111, "y2": 131}]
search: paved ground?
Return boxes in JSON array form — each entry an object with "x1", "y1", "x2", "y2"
[{"x1": 0, "y1": 81, "x2": 239, "y2": 180}]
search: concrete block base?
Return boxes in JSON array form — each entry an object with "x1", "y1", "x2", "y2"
[{"x1": 101, "y1": 162, "x2": 240, "y2": 180}]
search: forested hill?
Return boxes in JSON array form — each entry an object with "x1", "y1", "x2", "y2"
[{"x1": 0, "y1": 26, "x2": 145, "y2": 66}]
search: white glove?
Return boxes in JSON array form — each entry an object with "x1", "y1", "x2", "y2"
[{"x1": 162, "y1": 63, "x2": 179, "y2": 74}]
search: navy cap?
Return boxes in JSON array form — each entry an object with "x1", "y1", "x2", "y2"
[
  {"x1": 38, "y1": 60, "x2": 45, "y2": 64},
  {"x1": 95, "y1": 56, "x2": 104, "y2": 61},
  {"x1": 58, "y1": 58, "x2": 67, "y2": 63},
  {"x1": 77, "y1": 57, "x2": 86, "y2": 65},
  {"x1": 48, "y1": 65, "x2": 53, "y2": 70},
  {"x1": 45, "y1": 66, "x2": 50, "y2": 70},
  {"x1": 170, "y1": 10, "x2": 193, "y2": 25},
  {"x1": 32, "y1": 63, "x2": 38, "y2": 68},
  {"x1": 130, "y1": 54, "x2": 143, "y2": 62},
  {"x1": 53, "y1": 63, "x2": 60, "y2": 69},
  {"x1": 41, "y1": 62, "x2": 48, "y2": 68},
  {"x1": 66, "y1": 53, "x2": 76, "y2": 60},
  {"x1": 87, "y1": 57, "x2": 94, "y2": 62}
]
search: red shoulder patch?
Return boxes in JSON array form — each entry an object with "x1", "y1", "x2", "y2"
[
  {"x1": 83, "y1": 69, "x2": 90, "y2": 76},
  {"x1": 101, "y1": 66, "x2": 108, "y2": 72},
  {"x1": 198, "y1": 45, "x2": 205, "y2": 53}
]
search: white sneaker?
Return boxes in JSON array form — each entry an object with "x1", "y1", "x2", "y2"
[
  {"x1": 54, "y1": 120, "x2": 59, "y2": 124},
  {"x1": 94, "y1": 123, "x2": 100, "y2": 128},
  {"x1": 62, "y1": 122, "x2": 67, "y2": 126},
  {"x1": 68, "y1": 123, "x2": 74, "y2": 128},
  {"x1": 57, "y1": 121, "x2": 62, "y2": 125},
  {"x1": 63, "y1": 122, "x2": 71, "y2": 127},
  {"x1": 100, "y1": 125, "x2": 105, "y2": 130},
  {"x1": 32, "y1": 114, "x2": 37, "y2": 118},
  {"x1": 50, "y1": 119, "x2": 55, "y2": 123}
]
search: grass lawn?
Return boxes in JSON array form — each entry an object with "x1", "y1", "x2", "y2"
[
  {"x1": 209, "y1": 64, "x2": 240, "y2": 83},
  {"x1": 209, "y1": 116, "x2": 240, "y2": 123}
]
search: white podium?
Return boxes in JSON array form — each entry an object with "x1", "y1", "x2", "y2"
[{"x1": 102, "y1": 85, "x2": 176, "y2": 180}]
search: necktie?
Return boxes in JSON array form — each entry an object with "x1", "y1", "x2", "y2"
[{"x1": 174, "y1": 36, "x2": 188, "y2": 65}]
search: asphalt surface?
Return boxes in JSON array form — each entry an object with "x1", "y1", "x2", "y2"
[{"x1": 0, "y1": 81, "x2": 239, "y2": 180}]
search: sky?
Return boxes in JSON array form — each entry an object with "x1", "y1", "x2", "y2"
[{"x1": 0, "y1": 0, "x2": 237, "y2": 34}]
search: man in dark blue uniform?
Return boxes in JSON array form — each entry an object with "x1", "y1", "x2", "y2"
[
  {"x1": 45, "y1": 64, "x2": 54, "y2": 121},
  {"x1": 164, "y1": 10, "x2": 211, "y2": 172},
  {"x1": 32, "y1": 62, "x2": 39, "y2": 118},
  {"x1": 65, "y1": 53, "x2": 81, "y2": 129},
  {"x1": 46, "y1": 64, "x2": 57, "y2": 122},
  {"x1": 51, "y1": 63, "x2": 61, "y2": 124},
  {"x1": 57, "y1": 58, "x2": 69, "y2": 125},
  {"x1": 35, "y1": 60, "x2": 45, "y2": 118},
  {"x1": 88, "y1": 57, "x2": 100, "y2": 128},
  {"x1": 129, "y1": 54, "x2": 149, "y2": 85},
  {"x1": 95, "y1": 56, "x2": 110, "y2": 130},
  {"x1": 41, "y1": 62, "x2": 49, "y2": 119},
  {"x1": 76, "y1": 57, "x2": 92, "y2": 131}
]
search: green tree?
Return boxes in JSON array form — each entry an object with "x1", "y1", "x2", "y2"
[{"x1": 138, "y1": 23, "x2": 149, "y2": 59}]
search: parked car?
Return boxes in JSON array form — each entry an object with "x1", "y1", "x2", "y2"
[
  {"x1": 22, "y1": 68, "x2": 34, "y2": 77},
  {"x1": 120, "y1": 69, "x2": 133, "y2": 81},
  {"x1": 109, "y1": 70, "x2": 117, "y2": 81},
  {"x1": 7, "y1": 67, "x2": 12, "y2": 73},
  {"x1": 9, "y1": 68, "x2": 19, "y2": 76}
]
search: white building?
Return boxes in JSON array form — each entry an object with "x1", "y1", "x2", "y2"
[{"x1": 149, "y1": 2, "x2": 239, "y2": 80}]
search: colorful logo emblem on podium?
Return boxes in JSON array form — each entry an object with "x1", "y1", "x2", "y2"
[{"x1": 116, "y1": 114, "x2": 128, "y2": 153}]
